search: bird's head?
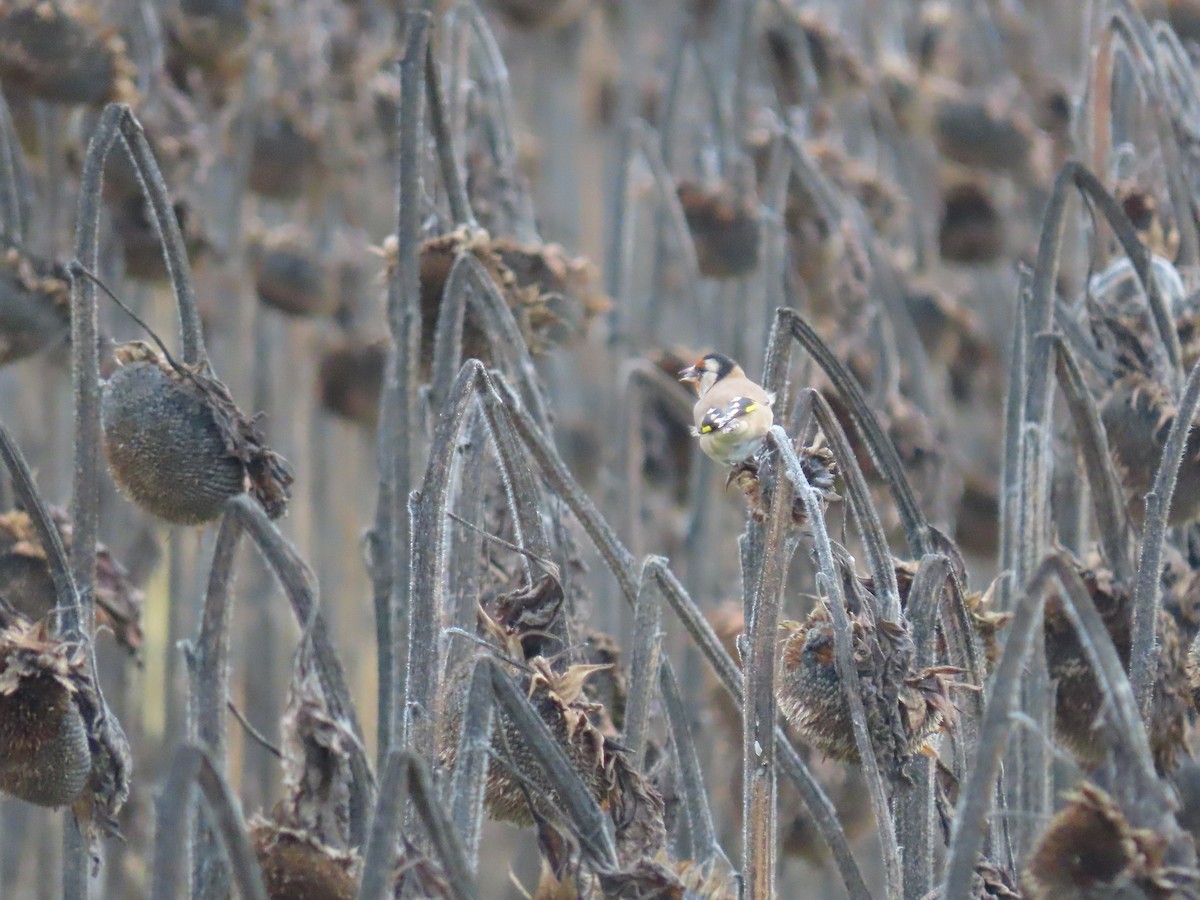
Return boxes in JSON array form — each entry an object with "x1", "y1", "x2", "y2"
[{"x1": 679, "y1": 352, "x2": 740, "y2": 396}]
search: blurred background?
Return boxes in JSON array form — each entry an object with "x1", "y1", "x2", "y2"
[{"x1": 0, "y1": 0, "x2": 1193, "y2": 896}]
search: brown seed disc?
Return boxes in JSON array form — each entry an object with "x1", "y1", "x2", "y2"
[
  {"x1": 487, "y1": 0, "x2": 586, "y2": 29},
  {"x1": 934, "y1": 98, "x2": 1032, "y2": 174},
  {"x1": 317, "y1": 338, "x2": 385, "y2": 430},
  {"x1": 0, "y1": 673, "x2": 89, "y2": 807},
  {"x1": 170, "y1": 0, "x2": 251, "y2": 68},
  {"x1": 677, "y1": 181, "x2": 761, "y2": 279},
  {"x1": 0, "y1": 246, "x2": 70, "y2": 366},
  {"x1": 248, "y1": 114, "x2": 322, "y2": 201},
  {"x1": 0, "y1": 5, "x2": 133, "y2": 105},
  {"x1": 250, "y1": 822, "x2": 358, "y2": 900},
  {"x1": 255, "y1": 246, "x2": 332, "y2": 318},
  {"x1": 102, "y1": 359, "x2": 246, "y2": 525},
  {"x1": 939, "y1": 182, "x2": 1004, "y2": 264},
  {"x1": 0, "y1": 550, "x2": 53, "y2": 621},
  {"x1": 110, "y1": 196, "x2": 207, "y2": 283},
  {"x1": 1101, "y1": 375, "x2": 1200, "y2": 526}
]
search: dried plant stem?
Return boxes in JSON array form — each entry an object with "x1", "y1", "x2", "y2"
[
  {"x1": 469, "y1": 374, "x2": 864, "y2": 892},
  {"x1": 187, "y1": 509, "x2": 244, "y2": 900},
  {"x1": 764, "y1": 308, "x2": 930, "y2": 557},
  {"x1": 357, "y1": 751, "x2": 408, "y2": 900},
  {"x1": 360, "y1": 751, "x2": 481, "y2": 900},
  {"x1": 646, "y1": 559, "x2": 870, "y2": 900},
  {"x1": 1030, "y1": 163, "x2": 1183, "y2": 403},
  {"x1": 807, "y1": 389, "x2": 900, "y2": 620},
  {"x1": 487, "y1": 659, "x2": 618, "y2": 870},
  {"x1": 620, "y1": 362, "x2": 692, "y2": 555},
  {"x1": 0, "y1": 89, "x2": 31, "y2": 241},
  {"x1": 623, "y1": 556, "x2": 664, "y2": 772},
  {"x1": 943, "y1": 553, "x2": 1176, "y2": 898},
  {"x1": 485, "y1": 373, "x2": 639, "y2": 601},
  {"x1": 152, "y1": 745, "x2": 267, "y2": 900},
  {"x1": 606, "y1": 119, "x2": 704, "y2": 325},
  {"x1": 114, "y1": 110, "x2": 207, "y2": 365},
  {"x1": 406, "y1": 363, "x2": 484, "y2": 764},
  {"x1": 448, "y1": 658, "x2": 494, "y2": 871},
  {"x1": 1131, "y1": 355, "x2": 1200, "y2": 715},
  {"x1": 444, "y1": 2, "x2": 536, "y2": 239},
  {"x1": 425, "y1": 32, "x2": 476, "y2": 229},
  {"x1": 0, "y1": 422, "x2": 124, "y2": 893},
  {"x1": 998, "y1": 291, "x2": 1028, "y2": 612},
  {"x1": 779, "y1": 137, "x2": 934, "y2": 410},
  {"x1": 229, "y1": 495, "x2": 374, "y2": 845},
  {"x1": 0, "y1": 421, "x2": 78, "y2": 615},
  {"x1": 69, "y1": 104, "x2": 123, "y2": 642},
  {"x1": 432, "y1": 252, "x2": 551, "y2": 429},
  {"x1": 382, "y1": 9, "x2": 431, "y2": 760},
  {"x1": 896, "y1": 554, "x2": 951, "y2": 899},
  {"x1": 1089, "y1": 2, "x2": 1199, "y2": 268},
  {"x1": 189, "y1": 510, "x2": 243, "y2": 764},
  {"x1": 1050, "y1": 335, "x2": 1133, "y2": 581},
  {"x1": 742, "y1": 430, "x2": 797, "y2": 900},
  {"x1": 777, "y1": 433, "x2": 902, "y2": 900},
  {"x1": 658, "y1": 655, "x2": 721, "y2": 865}
]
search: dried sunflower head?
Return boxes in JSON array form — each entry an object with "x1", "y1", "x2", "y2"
[
  {"x1": 249, "y1": 818, "x2": 360, "y2": 900},
  {"x1": 251, "y1": 226, "x2": 335, "y2": 318},
  {"x1": 316, "y1": 336, "x2": 385, "y2": 430},
  {"x1": 1101, "y1": 372, "x2": 1200, "y2": 526},
  {"x1": 109, "y1": 194, "x2": 208, "y2": 283},
  {"x1": 0, "y1": 615, "x2": 89, "y2": 807},
  {"x1": 0, "y1": 508, "x2": 143, "y2": 655},
  {"x1": 166, "y1": 0, "x2": 252, "y2": 87},
  {"x1": 396, "y1": 226, "x2": 608, "y2": 377},
  {"x1": 938, "y1": 181, "x2": 1005, "y2": 265},
  {"x1": 933, "y1": 94, "x2": 1034, "y2": 178},
  {"x1": 0, "y1": 2, "x2": 136, "y2": 105},
  {"x1": 0, "y1": 242, "x2": 70, "y2": 367},
  {"x1": 102, "y1": 341, "x2": 293, "y2": 524},
  {"x1": 1023, "y1": 783, "x2": 1197, "y2": 899},
  {"x1": 1045, "y1": 557, "x2": 1189, "y2": 773},
  {"x1": 485, "y1": 0, "x2": 588, "y2": 30},
  {"x1": 441, "y1": 607, "x2": 665, "y2": 867},
  {"x1": 676, "y1": 180, "x2": 761, "y2": 279},
  {"x1": 778, "y1": 603, "x2": 964, "y2": 773},
  {"x1": 728, "y1": 444, "x2": 839, "y2": 525},
  {"x1": 247, "y1": 101, "x2": 324, "y2": 201}
]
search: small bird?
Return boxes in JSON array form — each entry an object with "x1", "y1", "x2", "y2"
[{"x1": 679, "y1": 352, "x2": 775, "y2": 465}]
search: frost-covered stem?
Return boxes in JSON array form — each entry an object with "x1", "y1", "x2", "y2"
[
  {"x1": 152, "y1": 745, "x2": 267, "y2": 900},
  {"x1": 1131, "y1": 356, "x2": 1200, "y2": 714},
  {"x1": 777, "y1": 432, "x2": 902, "y2": 899},
  {"x1": 742, "y1": 431, "x2": 796, "y2": 899},
  {"x1": 385, "y1": 10, "x2": 431, "y2": 756}
]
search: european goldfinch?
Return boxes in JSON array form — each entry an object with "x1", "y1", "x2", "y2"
[{"x1": 679, "y1": 352, "x2": 775, "y2": 465}]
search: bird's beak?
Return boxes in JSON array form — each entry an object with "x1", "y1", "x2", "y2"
[{"x1": 678, "y1": 365, "x2": 700, "y2": 384}]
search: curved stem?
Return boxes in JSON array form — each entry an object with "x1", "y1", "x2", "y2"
[
  {"x1": 942, "y1": 553, "x2": 1171, "y2": 898},
  {"x1": 116, "y1": 108, "x2": 206, "y2": 365},
  {"x1": 229, "y1": 495, "x2": 374, "y2": 846},
  {"x1": 807, "y1": 389, "x2": 901, "y2": 622},
  {"x1": 1050, "y1": 335, "x2": 1133, "y2": 582},
  {"x1": 152, "y1": 744, "x2": 267, "y2": 900},
  {"x1": 766, "y1": 307, "x2": 930, "y2": 557}
]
